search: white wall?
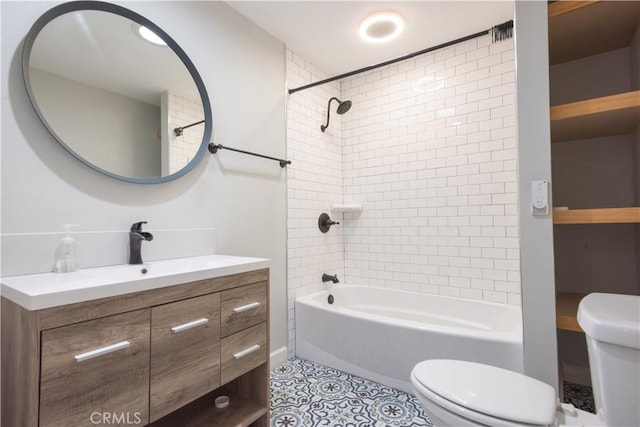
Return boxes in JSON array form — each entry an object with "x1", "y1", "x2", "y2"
[
  {"x1": 1, "y1": 1, "x2": 287, "y2": 356},
  {"x1": 514, "y1": 1, "x2": 558, "y2": 389},
  {"x1": 29, "y1": 67, "x2": 161, "y2": 178},
  {"x1": 286, "y1": 50, "x2": 344, "y2": 357},
  {"x1": 341, "y1": 35, "x2": 520, "y2": 304}
]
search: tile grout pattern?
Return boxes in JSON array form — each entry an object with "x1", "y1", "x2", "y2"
[
  {"x1": 341, "y1": 35, "x2": 520, "y2": 305},
  {"x1": 286, "y1": 49, "x2": 346, "y2": 358},
  {"x1": 285, "y1": 35, "x2": 518, "y2": 357},
  {"x1": 270, "y1": 358, "x2": 433, "y2": 427}
]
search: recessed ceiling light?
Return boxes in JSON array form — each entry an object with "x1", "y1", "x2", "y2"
[
  {"x1": 359, "y1": 12, "x2": 404, "y2": 43},
  {"x1": 136, "y1": 24, "x2": 167, "y2": 46}
]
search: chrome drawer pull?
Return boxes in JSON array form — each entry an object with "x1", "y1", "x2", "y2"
[
  {"x1": 171, "y1": 318, "x2": 209, "y2": 333},
  {"x1": 233, "y1": 302, "x2": 261, "y2": 313},
  {"x1": 74, "y1": 340, "x2": 131, "y2": 362},
  {"x1": 233, "y1": 344, "x2": 261, "y2": 360}
]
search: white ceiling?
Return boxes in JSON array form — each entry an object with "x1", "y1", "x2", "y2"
[
  {"x1": 30, "y1": 9, "x2": 200, "y2": 106},
  {"x1": 228, "y1": 1, "x2": 514, "y2": 76}
]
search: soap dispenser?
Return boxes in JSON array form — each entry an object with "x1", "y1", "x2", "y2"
[{"x1": 53, "y1": 224, "x2": 79, "y2": 273}]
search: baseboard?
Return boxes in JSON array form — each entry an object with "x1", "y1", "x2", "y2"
[{"x1": 270, "y1": 346, "x2": 288, "y2": 368}]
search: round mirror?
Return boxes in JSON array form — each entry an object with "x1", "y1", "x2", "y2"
[{"x1": 22, "y1": 1, "x2": 212, "y2": 184}]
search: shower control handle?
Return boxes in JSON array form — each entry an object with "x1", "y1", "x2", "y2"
[{"x1": 318, "y1": 212, "x2": 340, "y2": 233}]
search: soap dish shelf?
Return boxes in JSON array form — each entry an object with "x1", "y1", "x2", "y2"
[{"x1": 330, "y1": 203, "x2": 363, "y2": 213}]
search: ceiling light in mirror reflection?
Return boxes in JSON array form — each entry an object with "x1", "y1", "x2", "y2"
[
  {"x1": 414, "y1": 76, "x2": 444, "y2": 93},
  {"x1": 137, "y1": 24, "x2": 167, "y2": 46},
  {"x1": 359, "y1": 12, "x2": 404, "y2": 43}
]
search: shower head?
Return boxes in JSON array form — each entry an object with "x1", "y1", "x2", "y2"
[
  {"x1": 336, "y1": 100, "x2": 352, "y2": 115},
  {"x1": 321, "y1": 97, "x2": 352, "y2": 132}
]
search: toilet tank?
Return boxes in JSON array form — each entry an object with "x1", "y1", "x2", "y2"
[{"x1": 577, "y1": 293, "x2": 640, "y2": 427}]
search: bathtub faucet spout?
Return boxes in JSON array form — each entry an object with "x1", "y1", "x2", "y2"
[{"x1": 322, "y1": 273, "x2": 339, "y2": 284}]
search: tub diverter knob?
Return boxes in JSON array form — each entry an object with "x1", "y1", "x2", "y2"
[{"x1": 318, "y1": 212, "x2": 340, "y2": 233}]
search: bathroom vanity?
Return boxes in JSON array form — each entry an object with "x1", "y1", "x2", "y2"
[{"x1": 1, "y1": 255, "x2": 270, "y2": 427}]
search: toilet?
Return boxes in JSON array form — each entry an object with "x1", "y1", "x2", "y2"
[{"x1": 411, "y1": 293, "x2": 640, "y2": 426}]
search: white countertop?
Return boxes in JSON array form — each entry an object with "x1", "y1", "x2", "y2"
[{"x1": 0, "y1": 254, "x2": 269, "y2": 311}]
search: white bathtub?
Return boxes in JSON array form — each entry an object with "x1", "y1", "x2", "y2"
[{"x1": 295, "y1": 285, "x2": 524, "y2": 393}]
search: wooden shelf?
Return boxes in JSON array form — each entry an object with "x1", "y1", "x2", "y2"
[
  {"x1": 550, "y1": 91, "x2": 640, "y2": 142},
  {"x1": 548, "y1": 1, "x2": 597, "y2": 18},
  {"x1": 556, "y1": 292, "x2": 587, "y2": 332},
  {"x1": 150, "y1": 388, "x2": 268, "y2": 427},
  {"x1": 548, "y1": 1, "x2": 640, "y2": 65},
  {"x1": 553, "y1": 207, "x2": 640, "y2": 224}
]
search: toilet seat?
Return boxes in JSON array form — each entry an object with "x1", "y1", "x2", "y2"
[
  {"x1": 411, "y1": 373, "x2": 545, "y2": 426},
  {"x1": 411, "y1": 360, "x2": 556, "y2": 426}
]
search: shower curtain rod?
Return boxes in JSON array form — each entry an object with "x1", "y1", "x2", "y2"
[{"x1": 288, "y1": 20, "x2": 514, "y2": 95}]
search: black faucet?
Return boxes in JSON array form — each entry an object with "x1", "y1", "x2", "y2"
[
  {"x1": 129, "y1": 221, "x2": 153, "y2": 265},
  {"x1": 322, "y1": 273, "x2": 339, "y2": 284}
]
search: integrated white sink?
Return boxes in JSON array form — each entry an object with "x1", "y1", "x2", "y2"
[{"x1": 0, "y1": 254, "x2": 269, "y2": 310}]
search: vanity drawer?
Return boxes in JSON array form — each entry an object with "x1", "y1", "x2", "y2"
[
  {"x1": 149, "y1": 292, "x2": 221, "y2": 422},
  {"x1": 221, "y1": 322, "x2": 268, "y2": 384},
  {"x1": 39, "y1": 309, "x2": 150, "y2": 427},
  {"x1": 220, "y1": 281, "x2": 267, "y2": 337}
]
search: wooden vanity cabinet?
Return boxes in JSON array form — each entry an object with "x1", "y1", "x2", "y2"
[{"x1": 1, "y1": 268, "x2": 270, "y2": 427}]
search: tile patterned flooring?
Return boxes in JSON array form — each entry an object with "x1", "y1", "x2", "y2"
[
  {"x1": 271, "y1": 358, "x2": 597, "y2": 426},
  {"x1": 563, "y1": 382, "x2": 595, "y2": 414},
  {"x1": 270, "y1": 358, "x2": 433, "y2": 427}
]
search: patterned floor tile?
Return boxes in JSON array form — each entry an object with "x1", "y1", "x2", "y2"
[
  {"x1": 563, "y1": 381, "x2": 595, "y2": 414},
  {"x1": 271, "y1": 406, "x2": 316, "y2": 427},
  {"x1": 272, "y1": 358, "x2": 599, "y2": 426},
  {"x1": 271, "y1": 358, "x2": 433, "y2": 427}
]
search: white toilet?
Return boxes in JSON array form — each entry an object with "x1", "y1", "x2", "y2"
[{"x1": 411, "y1": 293, "x2": 640, "y2": 426}]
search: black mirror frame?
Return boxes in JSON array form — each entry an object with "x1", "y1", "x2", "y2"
[{"x1": 22, "y1": 1, "x2": 213, "y2": 184}]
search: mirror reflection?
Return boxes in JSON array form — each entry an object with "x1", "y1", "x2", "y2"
[{"x1": 25, "y1": 6, "x2": 209, "y2": 182}]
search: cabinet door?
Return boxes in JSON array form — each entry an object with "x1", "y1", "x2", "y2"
[
  {"x1": 220, "y1": 282, "x2": 267, "y2": 337},
  {"x1": 150, "y1": 293, "x2": 221, "y2": 422},
  {"x1": 40, "y1": 309, "x2": 150, "y2": 427}
]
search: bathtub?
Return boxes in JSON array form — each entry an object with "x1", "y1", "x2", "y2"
[{"x1": 295, "y1": 285, "x2": 523, "y2": 393}]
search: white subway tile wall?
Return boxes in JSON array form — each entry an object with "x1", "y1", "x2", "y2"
[
  {"x1": 286, "y1": 36, "x2": 519, "y2": 355},
  {"x1": 341, "y1": 36, "x2": 519, "y2": 305},
  {"x1": 168, "y1": 92, "x2": 204, "y2": 174},
  {"x1": 286, "y1": 50, "x2": 345, "y2": 357}
]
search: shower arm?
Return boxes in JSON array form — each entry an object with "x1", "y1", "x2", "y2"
[{"x1": 321, "y1": 97, "x2": 340, "y2": 132}]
